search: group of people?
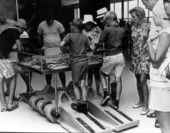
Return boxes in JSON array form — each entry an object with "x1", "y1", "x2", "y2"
[
  {"x1": 130, "y1": 0, "x2": 170, "y2": 133},
  {"x1": 0, "y1": 0, "x2": 170, "y2": 133}
]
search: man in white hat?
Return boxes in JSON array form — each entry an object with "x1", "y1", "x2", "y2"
[
  {"x1": 83, "y1": 14, "x2": 102, "y2": 96},
  {"x1": 96, "y1": 7, "x2": 108, "y2": 23},
  {"x1": 0, "y1": 18, "x2": 26, "y2": 112}
]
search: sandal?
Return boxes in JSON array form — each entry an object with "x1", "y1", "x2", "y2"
[
  {"x1": 147, "y1": 112, "x2": 156, "y2": 118},
  {"x1": 140, "y1": 109, "x2": 149, "y2": 115},
  {"x1": 155, "y1": 119, "x2": 160, "y2": 128},
  {"x1": 7, "y1": 101, "x2": 18, "y2": 111},
  {"x1": 133, "y1": 103, "x2": 144, "y2": 109},
  {"x1": 1, "y1": 106, "x2": 8, "y2": 112}
]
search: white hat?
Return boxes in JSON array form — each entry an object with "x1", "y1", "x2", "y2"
[
  {"x1": 15, "y1": 19, "x2": 27, "y2": 29},
  {"x1": 96, "y1": 7, "x2": 108, "y2": 18},
  {"x1": 96, "y1": 7, "x2": 108, "y2": 19},
  {"x1": 83, "y1": 14, "x2": 96, "y2": 24},
  {"x1": 20, "y1": 31, "x2": 29, "y2": 38}
]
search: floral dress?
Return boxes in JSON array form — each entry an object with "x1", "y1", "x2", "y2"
[{"x1": 130, "y1": 23, "x2": 150, "y2": 74}]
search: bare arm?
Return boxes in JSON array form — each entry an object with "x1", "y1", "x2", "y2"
[
  {"x1": 15, "y1": 39, "x2": 22, "y2": 52},
  {"x1": 60, "y1": 40, "x2": 66, "y2": 47},
  {"x1": 148, "y1": 33, "x2": 170, "y2": 68}
]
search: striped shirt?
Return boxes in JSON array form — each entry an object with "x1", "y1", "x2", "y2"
[{"x1": 150, "y1": 28, "x2": 170, "y2": 88}]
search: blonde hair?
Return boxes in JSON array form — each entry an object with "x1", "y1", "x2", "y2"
[
  {"x1": 103, "y1": 11, "x2": 117, "y2": 26},
  {"x1": 129, "y1": 6, "x2": 146, "y2": 20}
]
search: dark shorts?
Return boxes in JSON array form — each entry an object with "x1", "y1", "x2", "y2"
[{"x1": 71, "y1": 57, "x2": 88, "y2": 83}]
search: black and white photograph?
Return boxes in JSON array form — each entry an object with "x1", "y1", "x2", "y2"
[{"x1": 0, "y1": 0, "x2": 170, "y2": 132}]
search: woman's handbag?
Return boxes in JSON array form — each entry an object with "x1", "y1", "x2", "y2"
[{"x1": 159, "y1": 56, "x2": 170, "y2": 82}]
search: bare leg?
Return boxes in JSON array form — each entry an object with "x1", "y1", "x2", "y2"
[
  {"x1": 100, "y1": 70, "x2": 108, "y2": 91},
  {"x1": 156, "y1": 111, "x2": 170, "y2": 133},
  {"x1": 0, "y1": 77, "x2": 7, "y2": 109},
  {"x1": 80, "y1": 79, "x2": 87, "y2": 101},
  {"x1": 135, "y1": 74, "x2": 144, "y2": 106},
  {"x1": 140, "y1": 73, "x2": 149, "y2": 112},
  {"x1": 7, "y1": 76, "x2": 17, "y2": 105},
  {"x1": 115, "y1": 77, "x2": 122, "y2": 101},
  {"x1": 73, "y1": 82, "x2": 81, "y2": 100}
]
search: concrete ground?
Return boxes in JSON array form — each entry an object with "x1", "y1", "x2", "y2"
[{"x1": 0, "y1": 64, "x2": 161, "y2": 133}]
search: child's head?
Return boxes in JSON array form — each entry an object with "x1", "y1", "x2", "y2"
[
  {"x1": 70, "y1": 18, "x2": 83, "y2": 33},
  {"x1": 103, "y1": 11, "x2": 117, "y2": 26}
]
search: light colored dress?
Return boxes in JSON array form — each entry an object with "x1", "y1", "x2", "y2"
[
  {"x1": 130, "y1": 23, "x2": 150, "y2": 74},
  {"x1": 149, "y1": 27, "x2": 170, "y2": 112}
]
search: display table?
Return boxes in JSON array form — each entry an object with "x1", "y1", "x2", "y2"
[{"x1": 17, "y1": 51, "x2": 103, "y2": 115}]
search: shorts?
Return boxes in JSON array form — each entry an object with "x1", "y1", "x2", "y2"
[
  {"x1": 149, "y1": 87, "x2": 170, "y2": 112},
  {"x1": 101, "y1": 53, "x2": 125, "y2": 78},
  {"x1": 0, "y1": 59, "x2": 15, "y2": 79},
  {"x1": 71, "y1": 57, "x2": 88, "y2": 83}
]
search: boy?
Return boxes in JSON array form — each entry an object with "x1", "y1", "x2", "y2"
[
  {"x1": 60, "y1": 18, "x2": 93, "y2": 114},
  {"x1": 96, "y1": 11, "x2": 125, "y2": 109}
]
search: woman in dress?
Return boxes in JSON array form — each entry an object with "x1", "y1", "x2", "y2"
[{"x1": 129, "y1": 7, "x2": 150, "y2": 115}]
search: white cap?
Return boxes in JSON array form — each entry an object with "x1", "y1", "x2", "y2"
[
  {"x1": 96, "y1": 7, "x2": 108, "y2": 19},
  {"x1": 83, "y1": 14, "x2": 96, "y2": 24}
]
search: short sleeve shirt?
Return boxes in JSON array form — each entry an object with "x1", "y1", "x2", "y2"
[
  {"x1": 37, "y1": 20, "x2": 65, "y2": 48},
  {"x1": 98, "y1": 24, "x2": 125, "y2": 56},
  {"x1": 63, "y1": 33, "x2": 91, "y2": 57},
  {"x1": 0, "y1": 28, "x2": 20, "y2": 59}
]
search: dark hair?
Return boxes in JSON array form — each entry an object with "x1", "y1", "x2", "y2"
[{"x1": 45, "y1": 11, "x2": 54, "y2": 21}]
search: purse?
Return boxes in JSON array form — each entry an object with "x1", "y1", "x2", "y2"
[{"x1": 159, "y1": 56, "x2": 170, "y2": 82}]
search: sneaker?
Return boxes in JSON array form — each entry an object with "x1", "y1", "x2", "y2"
[
  {"x1": 71, "y1": 103, "x2": 82, "y2": 113},
  {"x1": 101, "y1": 95, "x2": 111, "y2": 106},
  {"x1": 114, "y1": 100, "x2": 119, "y2": 109}
]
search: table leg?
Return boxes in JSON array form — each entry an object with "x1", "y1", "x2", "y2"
[{"x1": 52, "y1": 73, "x2": 60, "y2": 119}]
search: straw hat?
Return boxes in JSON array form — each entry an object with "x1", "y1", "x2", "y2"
[
  {"x1": 96, "y1": 7, "x2": 108, "y2": 19},
  {"x1": 15, "y1": 19, "x2": 27, "y2": 29},
  {"x1": 83, "y1": 14, "x2": 97, "y2": 24}
]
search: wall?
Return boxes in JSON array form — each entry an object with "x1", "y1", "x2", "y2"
[{"x1": 0, "y1": 0, "x2": 16, "y2": 20}]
